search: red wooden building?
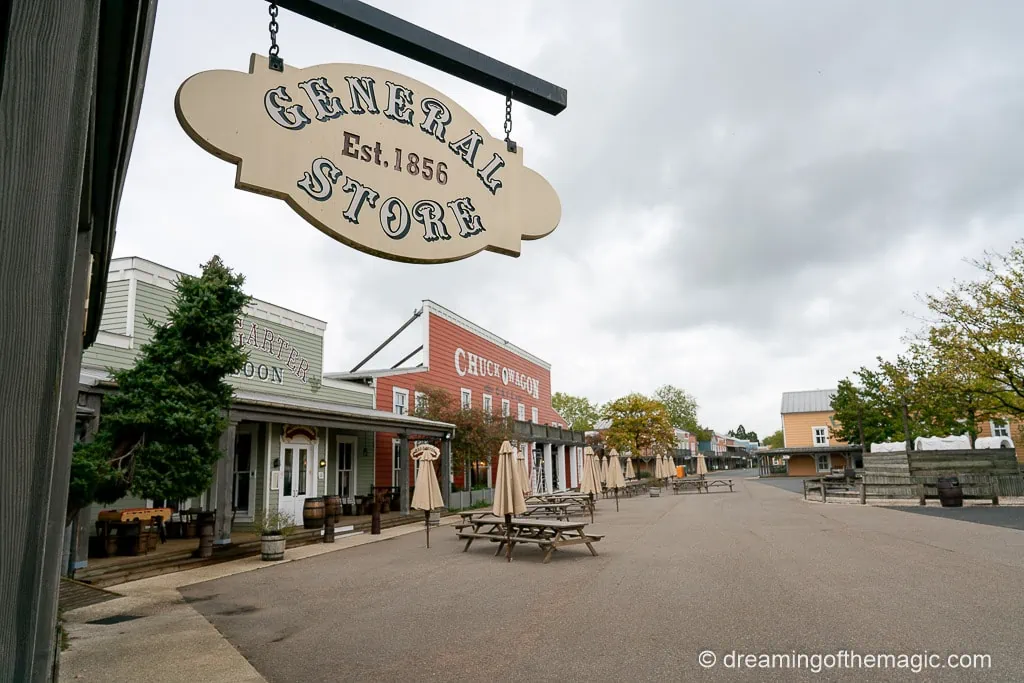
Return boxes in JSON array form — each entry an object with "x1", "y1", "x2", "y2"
[{"x1": 326, "y1": 301, "x2": 586, "y2": 506}]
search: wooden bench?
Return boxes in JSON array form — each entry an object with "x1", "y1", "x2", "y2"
[{"x1": 704, "y1": 480, "x2": 734, "y2": 493}]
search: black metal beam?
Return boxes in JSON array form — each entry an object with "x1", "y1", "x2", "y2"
[
  {"x1": 271, "y1": 0, "x2": 567, "y2": 115},
  {"x1": 350, "y1": 308, "x2": 421, "y2": 372},
  {"x1": 390, "y1": 345, "x2": 423, "y2": 369}
]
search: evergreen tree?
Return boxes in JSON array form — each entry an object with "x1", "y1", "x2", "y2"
[{"x1": 68, "y1": 256, "x2": 251, "y2": 521}]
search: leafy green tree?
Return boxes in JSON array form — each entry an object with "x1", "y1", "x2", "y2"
[
  {"x1": 68, "y1": 256, "x2": 251, "y2": 522},
  {"x1": 727, "y1": 425, "x2": 759, "y2": 442},
  {"x1": 601, "y1": 393, "x2": 676, "y2": 458},
  {"x1": 412, "y1": 385, "x2": 514, "y2": 490},
  {"x1": 551, "y1": 391, "x2": 600, "y2": 431},
  {"x1": 762, "y1": 429, "x2": 785, "y2": 449},
  {"x1": 653, "y1": 384, "x2": 700, "y2": 432},
  {"x1": 920, "y1": 241, "x2": 1024, "y2": 421}
]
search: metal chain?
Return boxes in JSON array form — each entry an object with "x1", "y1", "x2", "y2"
[
  {"x1": 268, "y1": 3, "x2": 283, "y2": 72},
  {"x1": 504, "y1": 94, "x2": 517, "y2": 153}
]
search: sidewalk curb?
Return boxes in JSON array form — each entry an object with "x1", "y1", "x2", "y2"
[{"x1": 59, "y1": 516, "x2": 457, "y2": 682}]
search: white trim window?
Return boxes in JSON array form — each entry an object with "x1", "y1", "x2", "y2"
[
  {"x1": 414, "y1": 391, "x2": 427, "y2": 414},
  {"x1": 812, "y1": 426, "x2": 828, "y2": 447},
  {"x1": 501, "y1": 399, "x2": 511, "y2": 418},
  {"x1": 816, "y1": 453, "x2": 831, "y2": 472},
  {"x1": 482, "y1": 394, "x2": 492, "y2": 415},
  {"x1": 991, "y1": 419, "x2": 1010, "y2": 438},
  {"x1": 461, "y1": 388, "x2": 472, "y2": 410},
  {"x1": 517, "y1": 403, "x2": 526, "y2": 421},
  {"x1": 337, "y1": 437, "x2": 356, "y2": 502},
  {"x1": 531, "y1": 407, "x2": 539, "y2": 423},
  {"x1": 393, "y1": 387, "x2": 409, "y2": 415}
]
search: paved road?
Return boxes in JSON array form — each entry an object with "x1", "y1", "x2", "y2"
[
  {"x1": 181, "y1": 479, "x2": 1024, "y2": 682},
  {"x1": 891, "y1": 505, "x2": 1024, "y2": 531}
]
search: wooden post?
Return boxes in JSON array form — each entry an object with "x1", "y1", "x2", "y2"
[
  {"x1": 614, "y1": 487, "x2": 619, "y2": 512},
  {"x1": 991, "y1": 476, "x2": 1000, "y2": 506},
  {"x1": 918, "y1": 482, "x2": 926, "y2": 506},
  {"x1": 821, "y1": 481, "x2": 827, "y2": 504},
  {"x1": 371, "y1": 493, "x2": 381, "y2": 535},
  {"x1": 323, "y1": 513, "x2": 335, "y2": 543},
  {"x1": 859, "y1": 482, "x2": 867, "y2": 505},
  {"x1": 803, "y1": 479, "x2": 808, "y2": 500}
]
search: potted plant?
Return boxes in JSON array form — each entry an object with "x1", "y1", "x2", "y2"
[{"x1": 255, "y1": 510, "x2": 294, "y2": 561}]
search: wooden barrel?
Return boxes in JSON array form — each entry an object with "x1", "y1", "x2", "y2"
[
  {"x1": 937, "y1": 477, "x2": 963, "y2": 508},
  {"x1": 302, "y1": 497, "x2": 326, "y2": 529},
  {"x1": 324, "y1": 495, "x2": 342, "y2": 525}
]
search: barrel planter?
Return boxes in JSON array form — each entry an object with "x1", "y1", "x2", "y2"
[
  {"x1": 302, "y1": 497, "x2": 326, "y2": 529},
  {"x1": 261, "y1": 533, "x2": 286, "y2": 561},
  {"x1": 427, "y1": 510, "x2": 441, "y2": 527},
  {"x1": 937, "y1": 477, "x2": 963, "y2": 508},
  {"x1": 194, "y1": 511, "x2": 216, "y2": 558},
  {"x1": 324, "y1": 495, "x2": 342, "y2": 525},
  {"x1": 649, "y1": 486, "x2": 661, "y2": 498}
]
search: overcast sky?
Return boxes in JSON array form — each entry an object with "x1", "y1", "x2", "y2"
[{"x1": 114, "y1": 1, "x2": 1024, "y2": 438}]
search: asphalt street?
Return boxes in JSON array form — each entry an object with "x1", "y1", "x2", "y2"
[{"x1": 181, "y1": 477, "x2": 1024, "y2": 682}]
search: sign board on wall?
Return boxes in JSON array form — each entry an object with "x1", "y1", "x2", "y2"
[{"x1": 175, "y1": 54, "x2": 561, "y2": 264}]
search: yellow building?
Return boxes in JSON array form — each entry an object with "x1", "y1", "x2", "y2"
[{"x1": 779, "y1": 389, "x2": 859, "y2": 476}]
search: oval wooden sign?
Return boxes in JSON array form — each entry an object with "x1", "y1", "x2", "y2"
[{"x1": 175, "y1": 54, "x2": 561, "y2": 263}]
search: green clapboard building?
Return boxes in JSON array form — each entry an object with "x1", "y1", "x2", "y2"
[{"x1": 71, "y1": 257, "x2": 454, "y2": 572}]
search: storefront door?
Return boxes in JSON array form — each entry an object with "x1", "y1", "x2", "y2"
[
  {"x1": 280, "y1": 443, "x2": 312, "y2": 522},
  {"x1": 232, "y1": 426, "x2": 257, "y2": 521}
]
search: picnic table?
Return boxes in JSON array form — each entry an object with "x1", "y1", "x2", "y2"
[
  {"x1": 521, "y1": 502, "x2": 573, "y2": 520},
  {"x1": 526, "y1": 493, "x2": 594, "y2": 518},
  {"x1": 455, "y1": 514, "x2": 604, "y2": 563},
  {"x1": 672, "y1": 478, "x2": 734, "y2": 494}
]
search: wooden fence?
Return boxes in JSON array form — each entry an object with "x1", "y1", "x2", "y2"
[{"x1": 861, "y1": 449, "x2": 1024, "y2": 498}]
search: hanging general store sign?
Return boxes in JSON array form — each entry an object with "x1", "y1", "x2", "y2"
[{"x1": 175, "y1": 54, "x2": 561, "y2": 264}]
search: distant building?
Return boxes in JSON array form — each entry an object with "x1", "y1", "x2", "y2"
[{"x1": 767, "y1": 388, "x2": 861, "y2": 476}]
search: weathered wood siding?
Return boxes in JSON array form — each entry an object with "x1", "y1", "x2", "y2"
[
  {"x1": 864, "y1": 449, "x2": 1024, "y2": 497},
  {"x1": 782, "y1": 411, "x2": 840, "y2": 448}
]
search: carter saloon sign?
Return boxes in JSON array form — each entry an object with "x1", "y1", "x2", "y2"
[{"x1": 175, "y1": 54, "x2": 561, "y2": 263}]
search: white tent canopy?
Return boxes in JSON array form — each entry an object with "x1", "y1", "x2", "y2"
[
  {"x1": 913, "y1": 435, "x2": 971, "y2": 451},
  {"x1": 975, "y1": 436, "x2": 1015, "y2": 449}
]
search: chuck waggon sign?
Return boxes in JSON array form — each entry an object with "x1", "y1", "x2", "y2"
[{"x1": 175, "y1": 54, "x2": 562, "y2": 263}]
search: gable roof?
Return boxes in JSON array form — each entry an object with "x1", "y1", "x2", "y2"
[{"x1": 780, "y1": 389, "x2": 836, "y2": 414}]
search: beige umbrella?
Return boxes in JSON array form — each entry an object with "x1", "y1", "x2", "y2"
[
  {"x1": 696, "y1": 452, "x2": 708, "y2": 478},
  {"x1": 599, "y1": 456, "x2": 608, "y2": 484},
  {"x1": 605, "y1": 448, "x2": 627, "y2": 512},
  {"x1": 492, "y1": 440, "x2": 527, "y2": 562},
  {"x1": 517, "y1": 445, "x2": 532, "y2": 497},
  {"x1": 665, "y1": 456, "x2": 675, "y2": 480},
  {"x1": 625, "y1": 457, "x2": 636, "y2": 480},
  {"x1": 653, "y1": 454, "x2": 663, "y2": 480},
  {"x1": 411, "y1": 444, "x2": 445, "y2": 548},
  {"x1": 578, "y1": 446, "x2": 601, "y2": 523}
]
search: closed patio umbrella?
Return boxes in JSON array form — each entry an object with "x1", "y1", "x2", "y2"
[
  {"x1": 579, "y1": 446, "x2": 601, "y2": 523},
  {"x1": 516, "y1": 445, "x2": 532, "y2": 497},
  {"x1": 625, "y1": 457, "x2": 636, "y2": 480},
  {"x1": 410, "y1": 444, "x2": 445, "y2": 548},
  {"x1": 492, "y1": 440, "x2": 527, "y2": 562},
  {"x1": 696, "y1": 452, "x2": 708, "y2": 478},
  {"x1": 605, "y1": 448, "x2": 627, "y2": 512},
  {"x1": 653, "y1": 454, "x2": 663, "y2": 480},
  {"x1": 665, "y1": 456, "x2": 675, "y2": 480},
  {"x1": 599, "y1": 456, "x2": 608, "y2": 484}
]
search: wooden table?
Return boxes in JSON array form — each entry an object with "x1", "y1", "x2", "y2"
[
  {"x1": 526, "y1": 494, "x2": 594, "y2": 519},
  {"x1": 521, "y1": 502, "x2": 573, "y2": 520},
  {"x1": 456, "y1": 514, "x2": 603, "y2": 563}
]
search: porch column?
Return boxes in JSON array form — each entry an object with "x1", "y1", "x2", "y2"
[
  {"x1": 569, "y1": 446, "x2": 579, "y2": 488},
  {"x1": 556, "y1": 444, "x2": 566, "y2": 490},
  {"x1": 214, "y1": 420, "x2": 238, "y2": 545},
  {"x1": 399, "y1": 434, "x2": 410, "y2": 515},
  {"x1": 542, "y1": 443, "x2": 553, "y2": 493},
  {"x1": 440, "y1": 438, "x2": 452, "y2": 506}
]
